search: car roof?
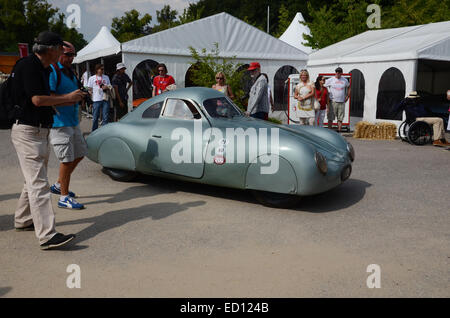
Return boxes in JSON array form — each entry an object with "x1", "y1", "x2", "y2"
[{"x1": 125, "y1": 87, "x2": 231, "y2": 121}]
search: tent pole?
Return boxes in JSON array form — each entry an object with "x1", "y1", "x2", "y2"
[
  {"x1": 267, "y1": 6, "x2": 269, "y2": 33},
  {"x1": 86, "y1": 61, "x2": 90, "y2": 77}
]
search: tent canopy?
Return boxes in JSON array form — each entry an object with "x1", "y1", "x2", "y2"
[
  {"x1": 122, "y1": 12, "x2": 308, "y2": 61},
  {"x1": 308, "y1": 20, "x2": 450, "y2": 66},
  {"x1": 74, "y1": 26, "x2": 121, "y2": 64},
  {"x1": 279, "y1": 12, "x2": 312, "y2": 54}
]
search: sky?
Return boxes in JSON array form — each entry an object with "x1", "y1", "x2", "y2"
[{"x1": 47, "y1": 0, "x2": 196, "y2": 41}]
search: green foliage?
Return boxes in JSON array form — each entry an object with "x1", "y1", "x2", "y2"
[
  {"x1": 0, "y1": 0, "x2": 86, "y2": 52},
  {"x1": 303, "y1": 0, "x2": 450, "y2": 49},
  {"x1": 274, "y1": 4, "x2": 291, "y2": 38},
  {"x1": 268, "y1": 117, "x2": 282, "y2": 124},
  {"x1": 152, "y1": 5, "x2": 180, "y2": 33},
  {"x1": 188, "y1": 43, "x2": 246, "y2": 109},
  {"x1": 383, "y1": 0, "x2": 450, "y2": 27},
  {"x1": 302, "y1": 0, "x2": 375, "y2": 49},
  {"x1": 111, "y1": 9, "x2": 152, "y2": 42}
]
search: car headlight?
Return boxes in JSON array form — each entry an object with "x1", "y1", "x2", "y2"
[
  {"x1": 315, "y1": 151, "x2": 328, "y2": 175},
  {"x1": 347, "y1": 142, "x2": 355, "y2": 162}
]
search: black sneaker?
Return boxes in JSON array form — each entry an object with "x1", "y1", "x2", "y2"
[
  {"x1": 40, "y1": 233, "x2": 76, "y2": 250},
  {"x1": 15, "y1": 223, "x2": 35, "y2": 232}
]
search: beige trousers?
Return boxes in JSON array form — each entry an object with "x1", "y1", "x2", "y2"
[
  {"x1": 11, "y1": 124, "x2": 56, "y2": 244},
  {"x1": 299, "y1": 117, "x2": 315, "y2": 126},
  {"x1": 416, "y1": 117, "x2": 445, "y2": 141}
]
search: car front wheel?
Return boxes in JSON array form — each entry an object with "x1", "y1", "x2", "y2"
[
  {"x1": 102, "y1": 167, "x2": 137, "y2": 182},
  {"x1": 251, "y1": 190, "x2": 301, "y2": 209}
]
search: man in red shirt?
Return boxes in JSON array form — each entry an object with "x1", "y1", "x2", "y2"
[{"x1": 152, "y1": 63, "x2": 175, "y2": 97}]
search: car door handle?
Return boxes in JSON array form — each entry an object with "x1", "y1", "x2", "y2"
[{"x1": 152, "y1": 135, "x2": 162, "y2": 138}]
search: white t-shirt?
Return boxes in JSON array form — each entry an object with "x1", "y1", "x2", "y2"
[
  {"x1": 325, "y1": 76, "x2": 349, "y2": 103},
  {"x1": 87, "y1": 74, "x2": 111, "y2": 102}
]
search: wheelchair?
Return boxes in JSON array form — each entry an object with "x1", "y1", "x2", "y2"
[
  {"x1": 398, "y1": 119, "x2": 433, "y2": 145},
  {"x1": 398, "y1": 112, "x2": 448, "y2": 146}
]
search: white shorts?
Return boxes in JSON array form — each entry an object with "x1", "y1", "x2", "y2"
[{"x1": 50, "y1": 125, "x2": 87, "y2": 163}]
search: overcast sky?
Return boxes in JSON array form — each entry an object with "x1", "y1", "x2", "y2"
[{"x1": 48, "y1": 0, "x2": 196, "y2": 41}]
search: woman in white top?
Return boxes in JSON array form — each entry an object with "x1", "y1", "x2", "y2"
[
  {"x1": 294, "y1": 69, "x2": 315, "y2": 125},
  {"x1": 212, "y1": 72, "x2": 234, "y2": 99}
]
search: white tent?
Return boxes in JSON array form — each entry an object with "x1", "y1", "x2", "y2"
[
  {"x1": 73, "y1": 26, "x2": 121, "y2": 64},
  {"x1": 121, "y1": 12, "x2": 308, "y2": 110},
  {"x1": 307, "y1": 20, "x2": 450, "y2": 127},
  {"x1": 279, "y1": 12, "x2": 312, "y2": 54}
]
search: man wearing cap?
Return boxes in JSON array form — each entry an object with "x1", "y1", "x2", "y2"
[
  {"x1": 10, "y1": 31, "x2": 85, "y2": 250},
  {"x1": 324, "y1": 67, "x2": 351, "y2": 132},
  {"x1": 246, "y1": 62, "x2": 269, "y2": 120},
  {"x1": 48, "y1": 41, "x2": 87, "y2": 210},
  {"x1": 112, "y1": 62, "x2": 132, "y2": 121}
]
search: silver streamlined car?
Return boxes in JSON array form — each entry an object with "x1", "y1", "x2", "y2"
[{"x1": 86, "y1": 87, "x2": 354, "y2": 208}]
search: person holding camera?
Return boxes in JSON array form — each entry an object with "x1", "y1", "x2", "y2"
[
  {"x1": 87, "y1": 64, "x2": 111, "y2": 131},
  {"x1": 10, "y1": 31, "x2": 85, "y2": 250},
  {"x1": 48, "y1": 41, "x2": 87, "y2": 210}
]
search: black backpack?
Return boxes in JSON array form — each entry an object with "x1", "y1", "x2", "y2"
[
  {"x1": 0, "y1": 74, "x2": 17, "y2": 129},
  {"x1": 0, "y1": 59, "x2": 24, "y2": 129}
]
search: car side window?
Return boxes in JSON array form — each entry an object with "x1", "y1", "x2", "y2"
[
  {"x1": 162, "y1": 99, "x2": 201, "y2": 120},
  {"x1": 142, "y1": 101, "x2": 163, "y2": 118}
]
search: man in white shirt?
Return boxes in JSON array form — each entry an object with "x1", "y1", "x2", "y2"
[
  {"x1": 324, "y1": 67, "x2": 351, "y2": 132},
  {"x1": 87, "y1": 64, "x2": 111, "y2": 131}
]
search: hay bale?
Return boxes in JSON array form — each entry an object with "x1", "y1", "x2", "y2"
[{"x1": 353, "y1": 121, "x2": 397, "y2": 140}]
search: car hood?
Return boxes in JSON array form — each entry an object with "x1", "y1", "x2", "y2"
[{"x1": 209, "y1": 117, "x2": 348, "y2": 162}]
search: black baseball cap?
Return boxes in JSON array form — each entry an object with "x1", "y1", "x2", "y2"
[
  {"x1": 34, "y1": 31, "x2": 68, "y2": 47},
  {"x1": 335, "y1": 67, "x2": 343, "y2": 73}
]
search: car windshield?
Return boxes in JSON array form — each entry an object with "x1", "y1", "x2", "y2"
[{"x1": 203, "y1": 97, "x2": 243, "y2": 119}]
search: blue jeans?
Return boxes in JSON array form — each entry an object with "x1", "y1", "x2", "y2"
[
  {"x1": 92, "y1": 100, "x2": 110, "y2": 131},
  {"x1": 251, "y1": 111, "x2": 267, "y2": 120}
]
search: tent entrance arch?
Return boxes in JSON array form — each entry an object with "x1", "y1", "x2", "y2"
[
  {"x1": 274, "y1": 65, "x2": 299, "y2": 111},
  {"x1": 376, "y1": 67, "x2": 405, "y2": 120},
  {"x1": 349, "y1": 69, "x2": 365, "y2": 118},
  {"x1": 132, "y1": 59, "x2": 159, "y2": 107}
]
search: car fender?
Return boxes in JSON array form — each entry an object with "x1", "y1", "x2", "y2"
[
  {"x1": 98, "y1": 137, "x2": 136, "y2": 171},
  {"x1": 245, "y1": 155, "x2": 297, "y2": 194}
]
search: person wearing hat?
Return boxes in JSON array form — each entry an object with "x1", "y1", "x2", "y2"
[
  {"x1": 9, "y1": 31, "x2": 85, "y2": 250},
  {"x1": 324, "y1": 67, "x2": 351, "y2": 132},
  {"x1": 112, "y1": 62, "x2": 132, "y2": 121},
  {"x1": 245, "y1": 62, "x2": 270, "y2": 120},
  {"x1": 48, "y1": 41, "x2": 87, "y2": 210},
  {"x1": 395, "y1": 91, "x2": 450, "y2": 147}
]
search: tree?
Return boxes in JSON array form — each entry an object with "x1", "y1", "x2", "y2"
[
  {"x1": 383, "y1": 0, "x2": 450, "y2": 27},
  {"x1": 188, "y1": 43, "x2": 246, "y2": 109},
  {"x1": 302, "y1": 0, "x2": 376, "y2": 49},
  {"x1": 152, "y1": 5, "x2": 179, "y2": 32},
  {"x1": 0, "y1": 0, "x2": 86, "y2": 52},
  {"x1": 274, "y1": 4, "x2": 291, "y2": 38},
  {"x1": 111, "y1": 9, "x2": 152, "y2": 42}
]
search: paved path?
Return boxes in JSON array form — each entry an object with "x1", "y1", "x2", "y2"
[{"x1": 0, "y1": 118, "x2": 449, "y2": 297}]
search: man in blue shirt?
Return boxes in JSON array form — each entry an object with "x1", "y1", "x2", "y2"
[{"x1": 48, "y1": 41, "x2": 87, "y2": 209}]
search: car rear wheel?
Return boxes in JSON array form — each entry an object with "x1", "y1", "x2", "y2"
[
  {"x1": 102, "y1": 167, "x2": 137, "y2": 182},
  {"x1": 251, "y1": 190, "x2": 301, "y2": 209}
]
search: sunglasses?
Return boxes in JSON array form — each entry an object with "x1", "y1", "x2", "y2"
[
  {"x1": 216, "y1": 77, "x2": 224, "y2": 80},
  {"x1": 64, "y1": 53, "x2": 76, "y2": 57}
]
